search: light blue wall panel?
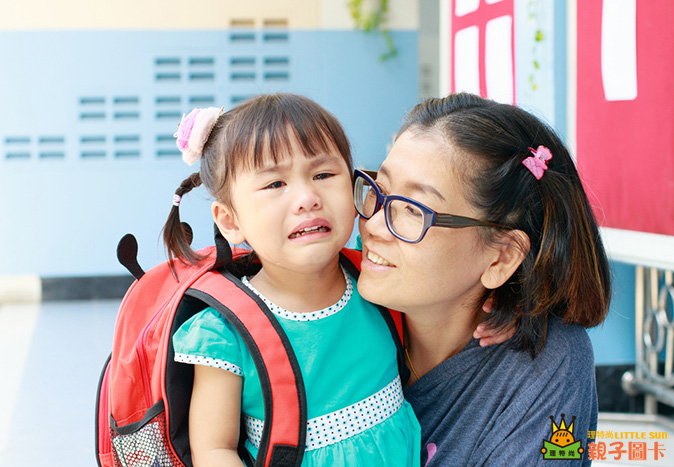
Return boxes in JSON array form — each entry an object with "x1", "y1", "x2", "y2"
[
  {"x1": 514, "y1": 0, "x2": 567, "y2": 138},
  {"x1": 588, "y1": 261, "x2": 637, "y2": 365},
  {"x1": 0, "y1": 30, "x2": 418, "y2": 277},
  {"x1": 290, "y1": 31, "x2": 418, "y2": 170}
]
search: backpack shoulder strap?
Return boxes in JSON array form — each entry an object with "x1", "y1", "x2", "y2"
[
  {"x1": 186, "y1": 269, "x2": 306, "y2": 467},
  {"x1": 339, "y1": 248, "x2": 409, "y2": 383}
]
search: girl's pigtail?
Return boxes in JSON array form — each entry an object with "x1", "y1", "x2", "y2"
[
  {"x1": 162, "y1": 172, "x2": 206, "y2": 269},
  {"x1": 164, "y1": 106, "x2": 225, "y2": 277}
]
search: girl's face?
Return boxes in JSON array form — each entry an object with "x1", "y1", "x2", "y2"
[
  {"x1": 216, "y1": 138, "x2": 355, "y2": 275},
  {"x1": 357, "y1": 130, "x2": 496, "y2": 316}
]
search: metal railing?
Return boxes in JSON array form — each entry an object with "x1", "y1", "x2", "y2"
[
  {"x1": 622, "y1": 266, "x2": 674, "y2": 412},
  {"x1": 599, "y1": 227, "x2": 674, "y2": 414}
]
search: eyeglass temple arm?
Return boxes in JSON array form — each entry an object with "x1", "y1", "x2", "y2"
[{"x1": 435, "y1": 214, "x2": 509, "y2": 229}]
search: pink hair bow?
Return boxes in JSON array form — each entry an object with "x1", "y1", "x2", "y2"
[
  {"x1": 522, "y1": 145, "x2": 553, "y2": 180},
  {"x1": 174, "y1": 106, "x2": 224, "y2": 165}
]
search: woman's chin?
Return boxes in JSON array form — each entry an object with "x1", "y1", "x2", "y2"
[{"x1": 357, "y1": 271, "x2": 390, "y2": 306}]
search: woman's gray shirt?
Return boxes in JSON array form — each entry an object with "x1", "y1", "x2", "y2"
[{"x1": 403, "y1": 316, "x2": 597, "y2": 466}]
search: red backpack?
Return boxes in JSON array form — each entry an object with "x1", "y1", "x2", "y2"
[{"x1": 95, "y1": 232, "x2": 404, "y2": 467}]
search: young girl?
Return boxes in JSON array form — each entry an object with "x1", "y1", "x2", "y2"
[{"x1": 165, "y1": 94, "x2": 421, "y2": 466}]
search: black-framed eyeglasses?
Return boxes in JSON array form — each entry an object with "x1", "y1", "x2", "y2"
[{"x1": 353, "y1": 169, "x2": 511, "y2": 243}]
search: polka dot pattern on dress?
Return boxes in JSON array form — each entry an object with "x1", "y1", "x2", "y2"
[
  {"x1": 241, "y1": 267, "x2": 353, "y2": 322},
  {"x1": 244, "y1": 417, "x2": 264, "y2": 449},
  {"x1": 174, "y1": 353, "x2": 243, "y2": 376},
  {"x1": 244, "y1": 376, "x2": 404, "y2": 451}
]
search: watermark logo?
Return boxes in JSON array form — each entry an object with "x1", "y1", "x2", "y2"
[
  {"x1": 541, "y1": 414, "x2": 584, "y2": 460},
  {"x1": 587, "y1": 430, "x2": 667, "y2": 461}
]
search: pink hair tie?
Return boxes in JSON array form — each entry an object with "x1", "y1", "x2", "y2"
[
  {"x1": 174, "y1": 106, "x2": 225, "y2": 165},
  {"x1": 522, "y1": 145, "x2": 553, "y2": 180},
  {"x1": 172, "y1": 194, "x2": 182, "y2": 207}
]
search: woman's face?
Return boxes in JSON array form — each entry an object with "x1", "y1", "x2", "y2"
[{"x1": 357, "y1": 130, "x2": 495, "y2": 316}]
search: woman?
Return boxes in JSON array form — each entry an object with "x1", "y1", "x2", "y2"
[{"x1": 355, "y1": 93, "x2": 611, "y2": 466}]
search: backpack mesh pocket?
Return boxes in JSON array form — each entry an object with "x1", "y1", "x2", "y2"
[{"x1": 110, "y1": 400, "x2": 182, "y2": 467}]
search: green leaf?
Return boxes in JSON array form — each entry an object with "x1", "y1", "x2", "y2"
[{"x1": 347, "y1": 0, "x2": 397, "y2": 62}]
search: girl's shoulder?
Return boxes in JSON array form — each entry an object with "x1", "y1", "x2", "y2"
[
  {"x1": 173, "y1": 307, "x2": 242, "y2": 354},
  {"x1": 177, "y1": 307, "x2": 230, "y2": 334},
  {"x1": 173, "y1": 308, "x2": 245, "y2": 366}
]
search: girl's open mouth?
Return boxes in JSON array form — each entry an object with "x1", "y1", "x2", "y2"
[{"x1": 289, "y1": 225, "x2": 331, "y2": 239}]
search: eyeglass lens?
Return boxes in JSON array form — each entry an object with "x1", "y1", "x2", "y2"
[
  {"x1": 355, "y1": 176, "x2": 426, "y2": 241},
  {"x1": 356, "y1": 177, "x2": 377, "y2": 217}
]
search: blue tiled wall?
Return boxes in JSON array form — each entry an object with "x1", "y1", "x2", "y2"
[{"x1": 0, "y1": 30, "x2": 418, "y2": 277}]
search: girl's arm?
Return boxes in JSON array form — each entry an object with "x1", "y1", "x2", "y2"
[{"x1": 189, "y1": 364, "x2": 245, "y2": 467}]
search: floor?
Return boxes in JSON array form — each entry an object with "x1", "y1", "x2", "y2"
[
  {"x1": 0, "y1": 299, "x2": 118, "y2": 467},
  {"x1": 1, "y1": 299, "x2": 673, "y2": 466}
]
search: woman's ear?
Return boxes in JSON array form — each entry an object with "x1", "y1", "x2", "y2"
[
  {"x1": 212, "y1": 201, "x2": 246, "y2": 245},
  {"x1": 480, "y1": 230, "x2": 530, "y2": 289}
]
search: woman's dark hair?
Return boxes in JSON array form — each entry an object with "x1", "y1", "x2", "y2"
[
  {"x1": 163, "y1": 93, "x2": 352, "y2": 266},
  {"x1": 400, "y1": 92, "x2": 611, "y2": 356}
]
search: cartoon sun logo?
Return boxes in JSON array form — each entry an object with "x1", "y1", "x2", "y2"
[
  {"x1": 541, "y1": 414, "x2": 584, "y2": 460},
  {"x1": 550, "y1": 414, "x2": 575, "y2": 447}
]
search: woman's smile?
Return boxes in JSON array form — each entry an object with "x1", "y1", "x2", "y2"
[{"x1": 363, "y1": 246, "x2": 395, "y2": 268}]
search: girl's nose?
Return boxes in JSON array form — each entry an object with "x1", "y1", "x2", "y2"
[
  {"x1": 294, "y1": 182, "x2": 322, "y2": 212},
  {"x1": 363, "y1": 207, "x2": 395, "y2": 240}
]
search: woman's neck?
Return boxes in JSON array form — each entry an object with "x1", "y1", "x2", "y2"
[
  {"x1": 404, "y1": 303, "x2": 483, "y2": 384},
  {"x1": 248, "y1": 260, "x2": 346, "y2": 313}
]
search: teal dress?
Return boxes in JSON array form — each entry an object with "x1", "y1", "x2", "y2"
[{"x1": 173, "y1": 268, "x2": 421, "y2": 466}]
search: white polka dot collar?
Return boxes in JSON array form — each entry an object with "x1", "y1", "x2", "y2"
[{"x1": 241, "y1": 268, "x2": 353, "y2": 322}]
